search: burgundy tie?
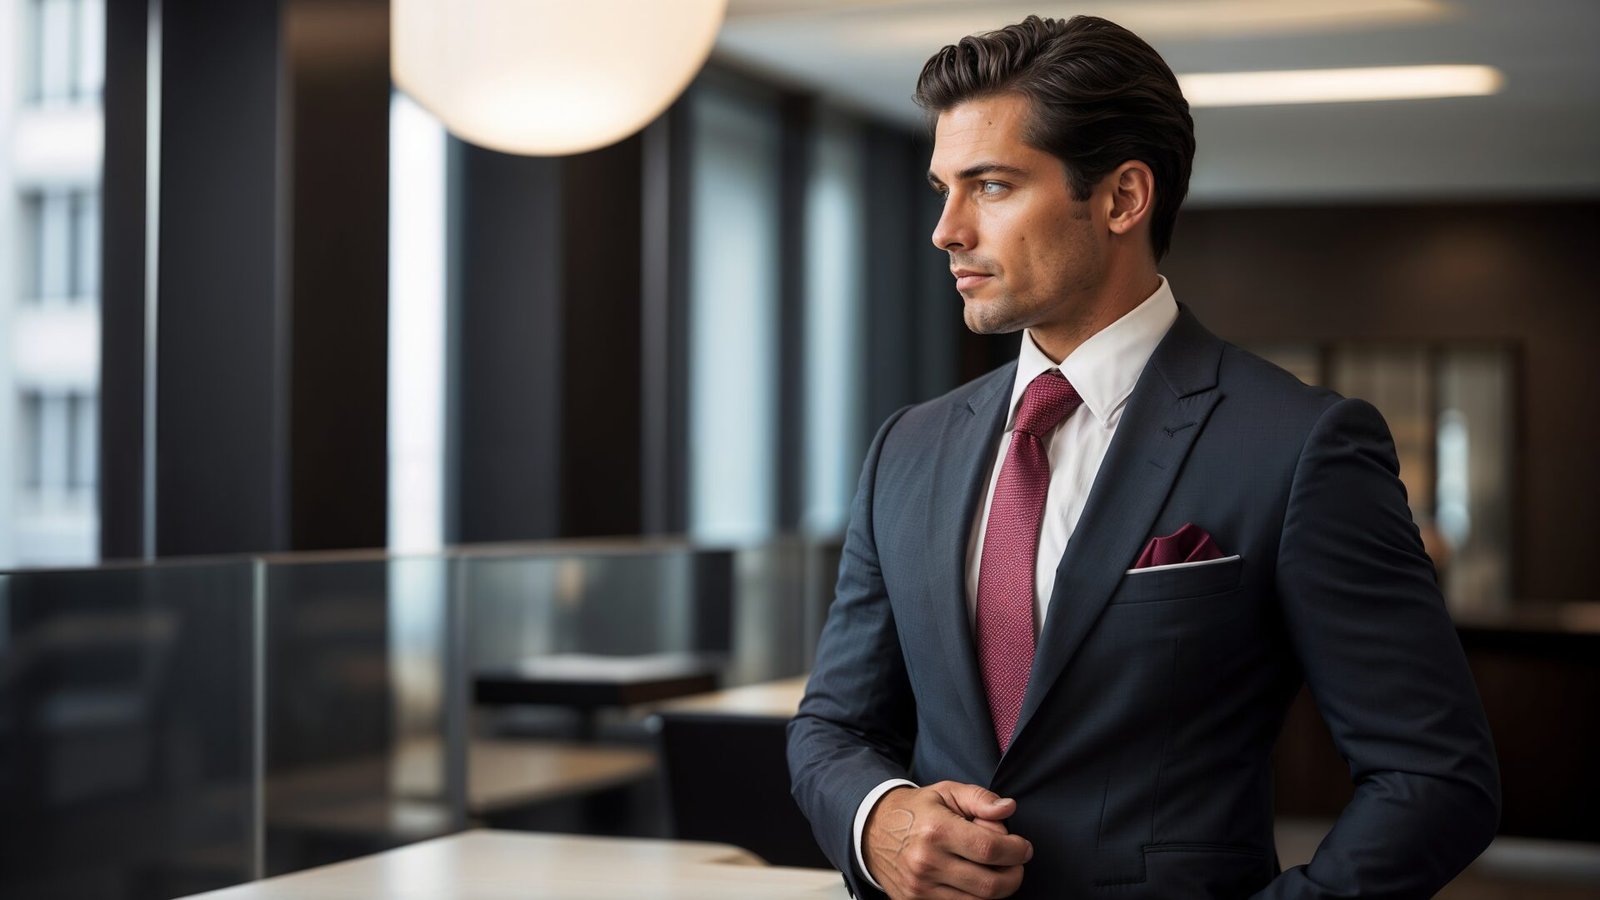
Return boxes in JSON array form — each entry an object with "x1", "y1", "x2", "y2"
[{"x1": 976, "y1": 369, "x2": 1082, "y2": 752}]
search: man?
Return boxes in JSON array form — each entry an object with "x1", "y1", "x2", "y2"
[{"x1": 787, "y1": 14, "x2": 1499, "y2": 900}]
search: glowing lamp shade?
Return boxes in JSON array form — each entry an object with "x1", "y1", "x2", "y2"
[{"x1": 393, "y1": 0, "x2": 728, "y2": 156}]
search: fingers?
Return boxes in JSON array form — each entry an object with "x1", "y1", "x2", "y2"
[
  {"x1": 937, "y1": 815, "x2": 1032, "y2": 868},
  {"x1": 970, "y1": 817, "x2": 1008, "y2": 835},
  {"x1": 894, "y1": 838, "x2": 1024, "y2": 899},
  {"x1": 938, "y1": 782, "x2": 1018, "y2": 822},
  {"x1": 941, "y1": 862, "x2": 1025, "y2": 899},
  {"x1": 863, "y1": 782, "x2": 1032, "y2": 899},
  {"x1": 911, "y1": 885, "x2": 1006, "y2": 900}
]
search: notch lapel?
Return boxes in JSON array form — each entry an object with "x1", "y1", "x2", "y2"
[
  {"x1": 923, "y1": 362, "x2": 1014, "y2": 771},
  {"x1": 1005, "y1": 307, "x2": 1226, "y2": 755}
]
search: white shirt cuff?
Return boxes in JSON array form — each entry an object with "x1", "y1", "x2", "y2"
[{"x1": 852, "y1": 778, "x2": 918, "y2": 891}]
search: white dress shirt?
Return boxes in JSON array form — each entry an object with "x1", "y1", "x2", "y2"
[{"x1": 850, "y1": 277, "x2": 1180, "y2": 889}]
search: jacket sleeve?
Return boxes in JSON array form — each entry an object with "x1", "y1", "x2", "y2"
[
  {"x1": 1257, "y1": 398, "x2": 1501, "y2": 898},
  {"x1": 788, "y1": 405, "x2": 918, "y2": 899}
]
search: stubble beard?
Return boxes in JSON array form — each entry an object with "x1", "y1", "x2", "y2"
[{"x1": 962, "y1": 287, "x2": 1032, "y2": 336}]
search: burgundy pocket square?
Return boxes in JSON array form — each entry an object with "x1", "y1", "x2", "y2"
[{"x1": 1133, "y1": 523, "x2": 1225, "y2": 569}]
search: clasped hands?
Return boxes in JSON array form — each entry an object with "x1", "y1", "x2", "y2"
[{"x1": 863, "y1": 781, "x2": 1033, "y2": 899}]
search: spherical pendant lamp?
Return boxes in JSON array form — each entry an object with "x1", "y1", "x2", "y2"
[{"x1": 393, "y1": 0, "x2": 728, "y2": 156}]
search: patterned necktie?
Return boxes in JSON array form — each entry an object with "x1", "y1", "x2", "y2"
[{"x1": 976, "y1": 368, "x2": 1082, "y2": 753}]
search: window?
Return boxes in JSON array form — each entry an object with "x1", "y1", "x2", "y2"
[
  {"x1": 20, "y1": 392, "x2": 46, "y2": 493},
  {"x1": 801, "y1": 113, "x2": 866, "y2": 535},
  {"x1": 23, "y1": 189, "x2": 99, "y2": 304},
  {"x1": 25, "y1": 0, "x2": 105, "y2": 105},
  {"x1": 4, "y1": 0, "x2": 104, "y2": 570},
  {"x1": 685, "y1": 83, "x2": 783, "y2": 542},
  {"x1": 16, "y1": 390, "x2": 96, "y2": 506},
  {"x1": 386, "y1": 92, "x2": 449, "y2": 553},
  {"x1": 68, "y1": 392, "x2": 97, "y2": 493}
]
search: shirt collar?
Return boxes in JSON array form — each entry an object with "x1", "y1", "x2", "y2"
[{"x1": 1005, "y1": 275, "x2": 1181, "y2": 430}]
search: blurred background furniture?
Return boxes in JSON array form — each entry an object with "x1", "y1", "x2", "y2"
[{"x1": 653, "y1": 675, "x2": 827, "y2": 867}]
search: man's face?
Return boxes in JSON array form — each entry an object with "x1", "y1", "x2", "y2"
[{"x1": 928, "y1": 93, "x2": 1108, "y2": 339}]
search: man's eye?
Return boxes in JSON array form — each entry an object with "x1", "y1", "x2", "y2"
[{"x1": 980, "y1": 181, "x2": 1007, "y2": 195}]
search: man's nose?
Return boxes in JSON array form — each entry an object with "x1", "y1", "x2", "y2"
[{"x1": 931, "y1": 199, "x2": 973, "y2": 252}]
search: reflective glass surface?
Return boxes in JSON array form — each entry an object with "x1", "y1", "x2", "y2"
[{"x1": 0, "y1": 560, "x2": 257, "y2": 899}]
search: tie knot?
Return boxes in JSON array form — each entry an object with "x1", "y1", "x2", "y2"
[{"x1": 1014, "y1": 369, "x2": 1081, "y2": 437}]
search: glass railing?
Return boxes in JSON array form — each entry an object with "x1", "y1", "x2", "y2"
[
  {"x1": 0, "y1": 537, "x2": 840, "y2": 899},
  {"x1": 0, "y1": 559, "x2": 260, "y2": 899}
]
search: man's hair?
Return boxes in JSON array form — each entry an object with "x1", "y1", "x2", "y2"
[{"x1": 914, "y1": 15, "x2": 1195, "y2": 261}]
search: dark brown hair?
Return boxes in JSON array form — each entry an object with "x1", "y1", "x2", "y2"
[{"x1": 914, "y1": 15, "x2": 1195, "y2": 261}]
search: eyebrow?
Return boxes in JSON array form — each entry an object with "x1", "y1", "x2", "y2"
[{"x1": 926, "y1": 162, "x2": 1030, "y2": 188}]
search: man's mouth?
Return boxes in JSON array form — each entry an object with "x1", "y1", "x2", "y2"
[{"x1": 953, "y1": 269, "x2": 993, "y2": 291}]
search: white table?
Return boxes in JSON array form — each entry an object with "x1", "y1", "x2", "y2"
[
  {"x1": 177, "y1": 829, "x2": 848, "y2": 899},
  {"x1": 651, "y1": 674, "x2": 808, "y2": 720}
]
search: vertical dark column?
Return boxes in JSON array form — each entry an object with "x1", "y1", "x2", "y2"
[
  {"x1": 153, "y1": 0, "x2": 288, "y2": 555},
  {"x1": 774, "y1": 95, "x2": 813, "y2": 531},
  {"x1": 640, "y1": 107, "x2": 692, "y2": 536},
  {"x1": 450, "y1": 142, "x2": 565, "y2": 542},
  {"x1": 102, "y1": 0, "x2": 391, "y2": 557},
  {"x1": 911, "y1": 140, "x2": 961, "y2": 399},
  {"x1": 859, "y1": 124, "x2": 979, "y2": 426},
  {"x1": 99, "y1": 0, "x2": 149, "y2": 560},
  {"x1": 560, "y1": 136, "x2": 645, "y2": 537},
  {"x1": 283, "y1": 1, "x2": 391, "y2": 551},
  {"x1": 859, "y1": 125, "x2": 930, "y2": 435},
  {"x1": 452, "y1": 133, "x2": 656, "y2": 541}
]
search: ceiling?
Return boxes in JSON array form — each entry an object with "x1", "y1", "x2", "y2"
[{"x1": 714, "y1": 0, "x2": 1600, "y2": 203}]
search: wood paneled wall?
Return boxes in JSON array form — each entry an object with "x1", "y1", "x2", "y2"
[{"x1": 1162, "y1": 203, "x2": 1600, "y2": 602}]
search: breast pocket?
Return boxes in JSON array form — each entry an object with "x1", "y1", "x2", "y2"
[{"x1": 1114, "y1": 555, "x2": 1243, "y2": 604}]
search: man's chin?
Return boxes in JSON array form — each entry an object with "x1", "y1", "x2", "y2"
[{"x1": 962, "y1": 301, "x2": 1024, "y2": 336}]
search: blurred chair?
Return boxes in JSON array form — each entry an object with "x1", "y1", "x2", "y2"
[{"x1": 652, "y1": 676, "x2": 829, "y2": 869}]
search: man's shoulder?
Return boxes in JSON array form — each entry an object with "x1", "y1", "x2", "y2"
[
  {"x1": 884, "y1": 358, "x2": 1018, "y2": 438},
  {"x1": 1215, "y1": 341, "x2": 1339, "y2": 408},
  {"x1": 1155, "y1": 305, "x2": 1349, "y2": 447}
]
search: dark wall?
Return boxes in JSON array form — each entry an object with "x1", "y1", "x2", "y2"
[
  {"x1": 103, "y1": 0, "x2": 391, "y2": 558},
  {"x1": 451, "y1": 144, "x2": 565, "y2": 543},
  {"x1": 1162, "y1": 202, "x2": 1600, "y2": 602},
  {"x1": 560, "y1": 137, "x2": 645, "y2": 537},
  {"x1": 283, "y1": 1, "x2": 392, "y2": 551}
]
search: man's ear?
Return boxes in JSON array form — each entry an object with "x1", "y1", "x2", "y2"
[{"x1": 1106, "y1": 161, "x2": 1155, "y2": 240}]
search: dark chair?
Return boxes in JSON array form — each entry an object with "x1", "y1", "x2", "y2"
[{"x1": 654, "y1": 709, "x2": 831, "y2": 869}]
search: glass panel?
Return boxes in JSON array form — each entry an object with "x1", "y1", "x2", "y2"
[
  {"x1": 462, "y1": 547, "x2": 706, "y2": 670},
  {"x1": 38, "y1": 390, "x2": 69, "y2": 503},
  {"x1": 801, "y1": 112, "x2": 866, "y2": 537},
  {"x1": 1435, "y1": 348, "x2": 1515, "y2": 614},
  {"x1": 388, "y1": 555, "x2": 459, "y2": 813},
  {"x1": 259, "y1": 554, "x2": 456, "y2": 876},
  {"x1": 77, "y1": 0, "x2": 105, "y2": 102},
  {"x1": 38, "y1": 191, "x2": 72, "y2": 301},
  {"x1": 458, "y1": 545, "x2": 721, "y2": 834},
  {"x1": 726, "y1": 539, "x2": 811, "y2": 685},
  {"x1": 73, "y1": 191, "x2": 100, "y2": 300},
  {"x1": 23, "y1": 0, "x2": 44, "y2": 103},
  {"x1": 71, "y1": 392, "x2": 96, "y2": 494},
  {"x1": 687, "y1": 85, "x2": 781, "y2": 542},
  {"x1": 0, "y1": 560, "x2": 259, "y2": 899},
  {"x1": 20, "y1": 391, "x2": 45, "y2": 491},
  {"x1": 20, "y1": 193, "x2": 44, "y2": 301},
  {"x1": 39, "y1": 0, "x2": 74, "y2": 103}
]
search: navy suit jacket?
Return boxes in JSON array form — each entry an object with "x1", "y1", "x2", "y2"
[{"x1": 788, "y1": 306, "x2": 1500, "y2": 899}]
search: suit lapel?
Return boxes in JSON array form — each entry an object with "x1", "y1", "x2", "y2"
[
  {"x1": 1006, "y1": 307, "x2": 1225, "y2": 754},
  {"x1": 924, "y1": 362, "x2": 1014, "y2": 771}
]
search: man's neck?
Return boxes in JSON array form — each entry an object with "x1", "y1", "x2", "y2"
[{"x1": 1029, "y1": 268, "x2": 1163, "y2": 364}]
